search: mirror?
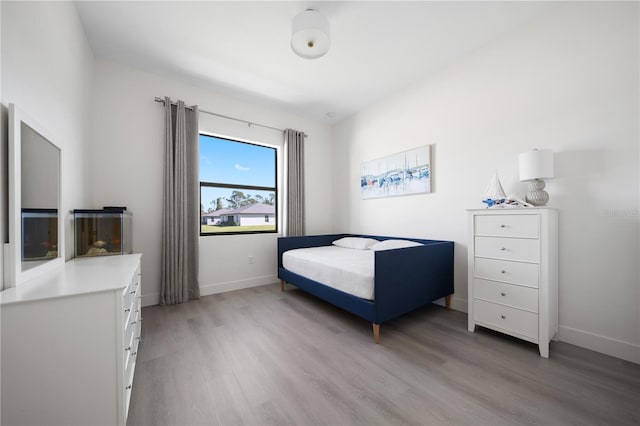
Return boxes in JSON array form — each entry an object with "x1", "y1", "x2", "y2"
[{"x1": 4, "y1": 104, "x2": 64, "y2": 287}]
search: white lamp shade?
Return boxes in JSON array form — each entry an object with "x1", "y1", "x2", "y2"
[
  {"x1": 519, "y1": 149, "x2": 554, "y2": 181},
  {"x1": 291, "y1": 9, "x2": 330, "y2": 59}
]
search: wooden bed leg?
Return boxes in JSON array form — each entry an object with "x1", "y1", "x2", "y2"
[
  {"x1": 280, "y1": 280, "x2": 285, "y2": 292},
  {"x1": 372, "y1": 324, "x2": 380, "y2": 344},
  {"x1": 445, "y1": 294, "x2": 452, "y2": 310}
]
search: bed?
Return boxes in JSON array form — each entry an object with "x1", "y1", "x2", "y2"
[{"x1": 277, "y1": 234, "x2": 454, "y2": 343}]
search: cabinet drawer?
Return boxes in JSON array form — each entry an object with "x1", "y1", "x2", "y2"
[
  {"x1": 474, "y1": 278, "x2": 538, "y2": 313},
  {"x1": 124, "y1": 304, "x2": 139, "y2": 347},
  {"x1": 124, "y1": 384, "x2": 132, "y2": 423},
  {"x1": 124, "y1": 326, "x2": 138, "y2": 374},
  {"x1": 123, "y1": 298, "x2": 135, "y2": 326},
  {"x1": 124, "y1": 316, "x2": 134, "y2": 351},
  {"x1": 475, "y1": 236, "x2": 539, "y2": 263},
  {"x1": 122, "y1": 269, "x2": 140, "y2": 308},
  {"x1": 122, "y1": 278, "x2": 135, "y2": 311},
  {"x1": 474, "y1": 299, "x2": 538, "y2": 340},
  {"x1": 123, "y1": 279, "x2": 140, "y2": 320},
  {"x1": 123, "y1": 355, "x2": 135, "y2": 421},
  {"x1": 474, "y1": 257, "x2": 539, "y2": 288},
  {"x1": 475, "y1": 214, "x2": 538, "y2": 238},
  {"x1": 122, "y1": 289, "x2": 131, "y2": 314}
]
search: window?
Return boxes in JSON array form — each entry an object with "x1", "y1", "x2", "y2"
[{"x1": 199, "y1": 134, "x2": 277, "y2": 235}]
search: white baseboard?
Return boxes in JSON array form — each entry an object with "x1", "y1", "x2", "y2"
[
  {"x1": 141, "y1": 292, "x2": 160, "y2": 307},
  {"x1": 558, "y1": 325, "x2": 639, "y2": 364},
  {"x1": 450, "y1": 296, "x2": 468, "y2": 313},
  {"x1": 141, "y1": 275, "x2": 277, "y2": 307},
  {"x1": 433, "y1": 296, "x2": 468, "y2": 312},
  {"x1": 199, "y1": 275, "x2": 277, "y2": 297}
]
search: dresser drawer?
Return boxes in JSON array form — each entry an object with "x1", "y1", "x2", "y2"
[
  {"x1": 473, "y1": 278, "x2": 538, "y2": 313},
  {"x1": 475, "y1": 236, "x2": 539, "y2": 263},
  {"x1": 474, "y1": 299, "x2": 538, "y2": 341},
  {"x1": 122, "y1": 267, "x2": 140, "y2": 307},
  {"x1": 474, "y1": 257, "x2": 539, "y2": 288},
  {"x1": 125, "y1": 319, "x2": 139, "y2": 367},
  {"x1": 474, "y1": 214, "x2": 538, "y2": 238},
  {"x1": 122, "y1": 277, "x2": 136, "y2": 312},
  {"x1": 123, "y1": 353, "x2": 135, "y2": 422},
  {"x1": 124, "y1": 313, "x2": 135, "y2": 351}
]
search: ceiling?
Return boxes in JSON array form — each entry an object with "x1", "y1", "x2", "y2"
[{"x1": 74, "y1": 1, "x2": 558, "y2": 124}]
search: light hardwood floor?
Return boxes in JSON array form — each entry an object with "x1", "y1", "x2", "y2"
[{"x1": 128, "y1": 284, "x2": 640, "y2": 425}]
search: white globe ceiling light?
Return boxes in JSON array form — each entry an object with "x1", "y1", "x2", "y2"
[{"x1": 291, "y1": 9, "x2": 330, "y2": 59}]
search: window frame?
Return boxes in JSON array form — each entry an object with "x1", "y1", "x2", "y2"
[{"x1": 199, "y1": 134, "x2": 278, "y2": 237}]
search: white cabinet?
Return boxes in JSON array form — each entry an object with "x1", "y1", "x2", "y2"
[
  {"x1": 0, "y1": 254, "x2": 142, "y2": 425},
  {"x1": 468, "y1": 209, "x2": 557, "y2": 357}
]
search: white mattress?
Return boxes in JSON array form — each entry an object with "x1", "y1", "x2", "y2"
[{"x1": 282, "y1": 246, "x2": 375, "y2": 300}]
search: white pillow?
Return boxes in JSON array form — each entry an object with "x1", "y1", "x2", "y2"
[
  {"x1": 369, "y1": 239, "x2": 423, "y2": 251},
  {"x1": 332, "y1": 237, "x2": 379, "y2": 250}
]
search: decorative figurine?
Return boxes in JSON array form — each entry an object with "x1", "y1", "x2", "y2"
[{"x1": 482, "y1": 171, "x2": 507, "y2": 208}]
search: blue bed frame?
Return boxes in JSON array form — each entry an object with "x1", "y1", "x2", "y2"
[{"x1": 277, "y1": 234, "x2": 454, "y2": 343}]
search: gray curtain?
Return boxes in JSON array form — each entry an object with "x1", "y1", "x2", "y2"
[
  {"x1": 161, "y1": 97, "x2": 200, "y2": 304},
  {"x1": 284, "y1": 128, "x2": 305, "y2": 236}
]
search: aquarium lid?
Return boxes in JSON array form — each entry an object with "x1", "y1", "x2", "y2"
[
  {"x1": 22, "y1": 208, "x2": 58, "y2": 214},
  {"x1": 73, "y1": 207, "x2": 127, "y2": 214},
  {"x1": 73, "y1": 208, "x2": 128, "y2": 214}
]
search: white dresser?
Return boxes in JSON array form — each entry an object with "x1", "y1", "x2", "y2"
[
  {"x1": 467, "y1": 209, "x2": 557, "y2": 357},
  {"x1": 0, "y1": 254, "x2": 142, "y2": 425}
]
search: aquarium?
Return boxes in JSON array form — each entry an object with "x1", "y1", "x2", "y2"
[
  {"x1": 21, "y1": 208, "x2": 58, "y2": 261},
  {"x1": 74, "y1": 208, "x2": 132, "y2": 257}
]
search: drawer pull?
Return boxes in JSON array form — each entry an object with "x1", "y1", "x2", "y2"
[
  {"x1": 500, "y1": 315, "x2": 506, "y2": 319},
  {"x1": 125, "y1": 346, "x2": 131, "y2": 351},
  {"x1": 500, "y1": 247, "x2": 507, "y2": 251},
  {"x1": 501, "y1": 270, "x2": 506, "y2": 274},
  {"x1": 500, "y1": 292, "x2": 506, "y2": 296},
  {"x1": 500, "y1": 224, "x2": 507, "y2": 228},
  {"x1": 124, "y1": 308, "x2": 130, "y2": 313},
  {"x1": 131, "y1": 352, "x2": 137, "y2": 356},
  {"x1": 131, "y1": 321, "x2": 137, "y2": 326},
  {"x1": 126, "y1": 384, "x2": 132, "y2": 390}
]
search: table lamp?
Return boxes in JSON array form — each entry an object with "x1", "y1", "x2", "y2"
[{"x1": 519, "y1": 149, "x2": 554, "y2": 206}]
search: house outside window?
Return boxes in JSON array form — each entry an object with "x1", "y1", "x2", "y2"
[{"x1": 199, "y1": 134, "x2": 277, "y2": 235}]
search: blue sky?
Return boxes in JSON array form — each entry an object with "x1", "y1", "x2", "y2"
[
  {"x1": 200, "y1": 134, "x2": 275, "y2": 186},
  {"x1": 199, "y1": 135, "x2": 276, "y2": 210}
]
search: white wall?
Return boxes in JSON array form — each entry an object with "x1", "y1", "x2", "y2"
[
  {"x1": 91, "y1": 60, "x2": 333, "y2": 306},
  {"x1": 332, "y1": 2, "x2": 639, "y2": 363},
  {"x1": 1, "y1": 1, "x2": 94, "y2": 286}
]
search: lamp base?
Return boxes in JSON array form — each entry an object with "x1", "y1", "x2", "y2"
[{"x1": 525, "y1": 179, "x2": 549, "y2": 206}]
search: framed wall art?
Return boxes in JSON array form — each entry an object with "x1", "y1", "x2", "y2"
[{"x1": 360, "y1": 145, "x2": 431, "y2": 199}]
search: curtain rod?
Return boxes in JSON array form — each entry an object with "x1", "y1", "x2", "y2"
[{"x1": 154, "y1": 97, "x2": 307, "y2": 137}]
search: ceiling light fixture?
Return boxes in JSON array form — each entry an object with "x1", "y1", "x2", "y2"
[{"x1": 291, "y1": 9, "x2": 330, "y2": 59}]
